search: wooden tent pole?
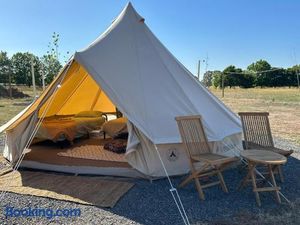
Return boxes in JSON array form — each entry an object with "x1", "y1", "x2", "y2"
[{"x1": 31, "y1": 58, "x2": 37, "y2": 99}]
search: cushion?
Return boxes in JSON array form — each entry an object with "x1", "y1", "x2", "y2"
[
  {"x1": 74, "y1": 111, "x2": 103, "y2": 118},
  {"x1": 102, "y1": 117, "x2": 127, "y2": 138},
  {"x1": 104, "y1": 139, "x2": 127, "y2": 154}
]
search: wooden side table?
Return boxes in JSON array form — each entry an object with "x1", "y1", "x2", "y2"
[{"x1": 239, "y1": 150, "x2": 287, "y2": 206}]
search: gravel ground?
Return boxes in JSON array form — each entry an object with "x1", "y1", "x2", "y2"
[{"x1": 0, "y1": 137, "x2": 299, "y2": 225}]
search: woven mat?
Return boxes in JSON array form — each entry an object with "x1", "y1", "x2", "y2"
[
  {"x1": 57, "y1": 145, "x2": 126, "y2": 162},
  {"x1": 0, "y1": 170, "x2": 134, "y2": 208}
]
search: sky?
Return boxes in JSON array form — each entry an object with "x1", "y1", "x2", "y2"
[{"x1": 1, "y1": 0, "x2": 300, "y2": 79}]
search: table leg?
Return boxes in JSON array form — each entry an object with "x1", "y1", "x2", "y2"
[
  {"x1": 268, "y1": 164, "x2": 281, "y2": 204},
  {"x1": 250, "y1": 163, "x2": 261, "y2": 206},
  {"x1": 278, "y1": 165, "x2": 284, "y2": 183},
  {"x1": 238, "y1": 163, "x2": 252, "y2": 190},
  {"x1": 257, "y1": 165, "x2": 274, "y2": 186}
]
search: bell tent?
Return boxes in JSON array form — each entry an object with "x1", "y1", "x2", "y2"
[{"x1": 0, "y1": 3, "x2": 242, "y2": 178}]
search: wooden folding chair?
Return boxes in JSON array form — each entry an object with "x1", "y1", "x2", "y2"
[
  {"x1": 238, "y1": 112, "x2": 293, "y2": 182},
  {"x1": 175, "y1": 115, "x2": 238, "y2": 200}
]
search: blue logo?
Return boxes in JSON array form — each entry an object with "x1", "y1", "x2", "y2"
[{"x1": 4, "y1": 206, "x2": 81, "y2": 220}]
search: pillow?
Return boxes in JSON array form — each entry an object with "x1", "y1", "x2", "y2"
[
  {"x1": 102, "y1": 117, "x2": 127, "y2": 138},
  {"x1": 74, "y1": 111, "x2": 103, "y2": 118}
]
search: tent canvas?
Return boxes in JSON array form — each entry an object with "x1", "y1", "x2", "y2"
[{"x1": 0, "y1": 3, "x2": 242, "y2": 178}]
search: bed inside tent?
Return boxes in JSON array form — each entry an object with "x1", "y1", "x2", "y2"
[{"x1": 22, "y1": 61, "x2": 143, "y2": 178}]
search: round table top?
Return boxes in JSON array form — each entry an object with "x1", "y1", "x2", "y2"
[{"x1": 241, "y1": 150, "x2": 287, "y2": 165}]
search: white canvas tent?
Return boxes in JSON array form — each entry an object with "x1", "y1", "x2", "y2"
[{"x1": 0, "y1": 3, "x2": 242, "y2": 178}]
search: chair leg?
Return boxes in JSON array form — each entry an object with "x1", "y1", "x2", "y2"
[
  {"x1": 217, "y1": 170, "x2": 228, "y2": 193},
  {"x1": 262, "y1": 165, "x2": 284, "y2": 183},
  {"x1": 268, "y1": 165, "x2": 281, "y2": 204},
  {"x1": 238, "y1": 163, "x2": 248, "y2": 174},
  {"x1": 238, "y1": 163, "x2": 254, "y2": 190},
  {"x1": 194, "y1": 177, "x2": 205, "y2": 200},
  {"x1": 250, "y1": 164, "x2": 261, "y2": 206},
  {"x1": 278, "y1": 165, "x2": 284, "y2": 183},
  {"x1": 179, "y1": 174, "x2": 194, "y2": 188}
]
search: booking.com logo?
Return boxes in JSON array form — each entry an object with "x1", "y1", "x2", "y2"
[{"x1": 4, "y1": 206, "x2": 81, "y2": 219}]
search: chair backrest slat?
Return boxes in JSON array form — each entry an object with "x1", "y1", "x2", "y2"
[
  {"x1": 238, "y1": 112, "x2": 274, "y2": 149},
  {"x1": 175, "y1": 115, "x2": 211, "y2": 158}
]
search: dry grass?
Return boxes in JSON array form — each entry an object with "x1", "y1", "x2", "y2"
[
  {"x1": 0, "y1": 98, "x2": 32, "y2": 126},
  {"x1": 0, "y1": 86, "x2": 42, "y2": 126},
  {"x1": 211, "y1": 87, "x2": 300, "y2": 145}
]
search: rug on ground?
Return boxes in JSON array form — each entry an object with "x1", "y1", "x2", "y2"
[
  {"x1": 0, "y1": 170, "x2": 134, "y2": 208},
  {"x1": 57, "y1": 145, "x2": 126, "y2": 162}
]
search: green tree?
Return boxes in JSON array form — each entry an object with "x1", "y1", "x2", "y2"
[
  {"x1": 40, "y1": 32, "x2": 67, "y2": 85},
  {"x1": 247, "y1": 60, "x2": 272, "y2": 87},
  {"x1": 247, "y1": 59, "x2": 271, "y2": 72},
  {"x1": 202, "y1": 71, "x2": 213, "y2": 87},
  {"x1": 268, "y1": 68, "x2": 289, "y2": 87},
  {"x1": 290, "y1": 64, "x2": 300, "y2": 72},
  {"x1": 239, "y1": 71, "x2": 256, "y2": 88},
  {"x1": 11, "y1": 52, "x2": 42, "y2": 86},
  {"x1": 0, "y1": 51, "x2": 12, "y2": 85},
  {"x1": 223, "y1": 65, "x2": 242, "y2": 88},
  {"x1": 47, "y1": 32, "x2": 70, "y2": 62},
  {"x1": 286, "y1": 65, "x2": 300, "y2": 87},
  {"x1": 211, "y1": 71, "x2": 222, "y2": 88},
  {"x1": 40, "y1": 55, "x2": 62, "y2": 84},
  {"x1": 47, "y1": 32, "x2": 59, "y2": 60}
]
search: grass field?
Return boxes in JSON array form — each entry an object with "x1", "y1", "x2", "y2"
[
  {"x1": 211, "y1": 87, "x2": 300, "y2": 145},
  {"x1": 1, "y1": 86, "x2": 299, "y2": 145},
  {"x1": 0, "y1": 86, "x2": 42, "y2": 127}
]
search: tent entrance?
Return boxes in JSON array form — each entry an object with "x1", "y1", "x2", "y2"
[{"x1": 21, "y1": 61, "x2": 140, "y2": 176}]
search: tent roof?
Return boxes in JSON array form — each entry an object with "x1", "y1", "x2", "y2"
[{"x1": 74, "y1": 2, "x2": 241, "y2": 143}]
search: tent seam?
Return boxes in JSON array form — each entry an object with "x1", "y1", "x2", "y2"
[{"x1": 130, "y1": 14, "x2": 151, "y2": 138}]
